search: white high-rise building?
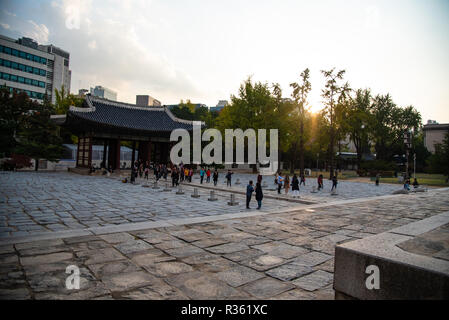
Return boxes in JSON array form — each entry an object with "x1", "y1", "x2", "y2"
[
  {"x1": 90, "y1": 85, "x2": 117, "y2": 101},
  {"x1": 0, "y1": 34, "x2": 71, "y2": 104}
]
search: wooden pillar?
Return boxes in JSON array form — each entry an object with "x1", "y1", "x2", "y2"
[
  {"x1": 76, "y1": 137, "x2": 81, "y2": 167},
  {"x1": 115, "y1": 140, "x2": 121, "y2": 170},
  {"x1": 107, "y1": 139, "x2": 114, "y2": 170}
]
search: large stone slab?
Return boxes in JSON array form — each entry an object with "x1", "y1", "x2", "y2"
[
  {"x1": 334, "y1": 212, "x2": 449, "y2": 300},
  {"x1": 165, "y1": 271, "x2": 248, "y2": 299}
]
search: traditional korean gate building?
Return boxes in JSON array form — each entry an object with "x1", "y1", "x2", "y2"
[{"x1": 56, "y1": 94, "x2": 195, "y2": 170}]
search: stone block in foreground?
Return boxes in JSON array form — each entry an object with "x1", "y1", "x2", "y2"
[{"x1": 334, "y1": 211, "x2": 449, "y2": 300}]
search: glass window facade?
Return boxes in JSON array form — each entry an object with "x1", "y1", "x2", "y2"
[
  {"x1": 0, "y1": 71, "x2": 46, "y2": 89},
  {"x1": 0, "y1": 44, "x2": 47, "y2": 65},
  {"x1": 0, "y1": 57, "x2": 47, "y2": 77}
]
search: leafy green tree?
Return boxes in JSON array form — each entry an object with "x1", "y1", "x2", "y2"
[
  {"x1": 290, "y1": 68, "x2": 312, "y2": 175},
  {"x1": 54, "y1": 86, "x2": 83, "y2": 115},
  {"x1": 321, "y1": 68, "x2": 351, "y2": 178},
  {"x1": 370, "y1": 94, "x2": 421, "y2": 162},
  {"x1": 216, "y1": 78, "x2": 292, "y2": 171},
  {"x1": 0, "y1": 87, "x2": 34, "y2": 157},
  {"x1": 14, "y1": 96, "x2": 64, "y2": 171},
  {"x1": 346, "y1": 89, "x2": 373, "y2": 168}
]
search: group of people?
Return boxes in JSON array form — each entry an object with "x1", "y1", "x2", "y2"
[
  {"x1": 404, "y1": 177, "x2": 419, "y2": 191},
  {"x1": 246, "y1": 174, "x2": 264, "y2": 210},
  {"x1": 274, "y1": 172, "x2": 306, "y2": 198}
]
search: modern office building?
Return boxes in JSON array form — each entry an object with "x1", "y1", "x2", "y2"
[
  {"x1": 136, "y1": 94, "x2": 161, "y2": 107},
  {"x1": 423, "y1": 120, "x2": 449, "y2": 153},
  {"x1": 90, "y1": 85, "x2": 117, "y2": 101},
  {"x1": 210, "y1": 99, "x2": 228, "y2": 113},
  {"x1": 0, "y1": 34, "x2": 71, "y2": 104}
]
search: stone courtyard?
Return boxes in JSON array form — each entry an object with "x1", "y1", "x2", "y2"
[{"x1": 0, "y1": 171, "x2": 448, "y2": 300}]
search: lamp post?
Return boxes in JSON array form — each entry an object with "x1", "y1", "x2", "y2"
[{"x1": 403, "y1": 131, "x2": 412, "y2": 179}]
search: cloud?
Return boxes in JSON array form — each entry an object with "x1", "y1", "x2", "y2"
[
  {"x1": 26, "y1": 20, "x2": 49, "y2": 43},
  {"x1": 45, "y1": 0, "x2": 201, "y2": 103},
  {"x1": 1, "y1": 23, "x2": 10, "y2": 29}
]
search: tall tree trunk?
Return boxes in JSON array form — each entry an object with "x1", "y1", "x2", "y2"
[
  {"x1": 290, "y1": 142, "x2": 298, "y2": 174},
  {"x1": 299, "y1": 122, "x2": 305, "y2": 176}
]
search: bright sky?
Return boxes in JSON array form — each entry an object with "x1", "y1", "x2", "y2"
[{"x1": 1, "y1": 0, "x2": 448, "y2": 123}]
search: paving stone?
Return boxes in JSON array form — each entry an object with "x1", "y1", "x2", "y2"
[
  {"x1": 240, "y1": 255, "x2": 287, "y2": 272},
  {"x1": 170, "y1": 229, "x2": 211, "y2": 242},
  {"x1": 165, "y1": 245, "x2": 206, "y2": 258},
  {"x1": 223, "y1": 249, "x2": 264, "y2": 262},
  {"x1": 20, "y1": 252, "x2": 73, "y2": 266},
  {"x1": 216, "y1": 265, "x2": 265, "y2": 287},
  {"x1": 270, "y1": 288, "x2": 316, "y2": 300},
  {"x1": 206, "y1": 243, "x2": 250, "y2": 254},
  {"x1": 113, "y1": 240, "x2": 153, "y2": 255},
  {"x1": 76, "y1": 248, "x2": 125, "y2": 265},
  {"x1": 165, "y1": 271, "x2": 249, "y2": 299},
  {"x1": 191, "y1": 238, "x2": 229, "y2": 248},
  {"x1": 241, "y1": 277, "x2": 295, "y2": 299},
  {"x1": 292, "y1": 270, "x2": 334, "y2": 291},
  {"x1": 101, "y1": 271, "x2": 160, "y2": 292},
  {"x1": 142, "y1": 261, "x2": 194, "y2": 277},
  {"x1": 291, "y1": 251, "x2": 333, "y2": 267},
  {"x1": 265, "y1": 263, "x2": 314, "y2": 281},
  {"x1": 117, "y1": 282, "x2": 189, "y2": 300},
  {"x1": 100, "y1": 233, "x2": 136, "y2": 244},
  {"x1": 251, "y1": 242, "x2": 309, "y2": 259},
  {"x1": 180, "y1": 252, "x2": 222, "y2": 265},
  {"x1": 0, "y1": 287, "x2": 31, "y2": 300},
  {"x1": 88, "y1": 260, "x2": 142, "y2": 279}
]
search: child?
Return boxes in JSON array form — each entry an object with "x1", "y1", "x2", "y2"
[{"x1": 246, "y1": 181, "x2": 254, "y2": 209}]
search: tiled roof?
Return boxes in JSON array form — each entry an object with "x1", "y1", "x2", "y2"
[{"x1": 67, "y1": 95, "x2": 196, "y2": 133}]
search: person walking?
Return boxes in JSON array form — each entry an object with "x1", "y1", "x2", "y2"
[
  {"x1": 189, "y1": 168, "x2": 193, "y2": 182},
  {"x1": 291, "y1": 174, "x2": 300, "y2": 198},
  {"x1": 284, "y1": 174, "x2": 290, "y2": 195},
  {"x1": 277, "y1": 173, "x2": 284, "y2": 194},
  {"x1": 300, "y1": 173, "x2": 306, "y2": 186},
  {"x1": 318, "y1": 174, "x2": 323, "y2": 190},
  {"x1": 144, "y1": 166, "x2": 149, "y2": 180},
  {"x1": 331, "y1": 175, "x2": 338, "y2": 191},
  {"x1": 375, "y1": 173, "x2": 380, "y2": 186},
  {"x1": 200, "y1": 167, "x2": 205, "y2": 184},
  {"x1": 413, "y1": 178, "x2": 419, "y2": 188},
  {"x1": 206, "y1": 168, "x2": 211, "y2": 183},
  {"x1": 255, "y1": 181, "x2": 263, "y2": 209},
  {"x1": 180, "y1": 164, "x2": 185, "y2": 182},
  {"x1": 246, "y1": 180, "x2": 254, "y2": 209},
  {"x1": 226, "y1": 170, "x2": 233, "y2": 187},
  {"x1": 213, "y1": 170, "x2": 219, "y2": 186}
]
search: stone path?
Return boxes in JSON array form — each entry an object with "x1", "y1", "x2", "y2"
[
  {"x1": 1, "y1": 183, "x2": 448, "y2": 300},
  {"x1": 0, "y1": 172, "x2": 298, "y2": 238},
  {"x1": 187, "y1": 172, "x2": 402, "y2": 203}
]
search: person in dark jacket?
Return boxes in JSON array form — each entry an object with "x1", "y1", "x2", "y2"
[
  {"x1": 331, "y1": 175, "x2": 338, "y2": 191},
  {"x1": 246, "y1": 180, "x2": 254, "y2": 209},
  {"x1": 291, "y1": 174, "x2": 300, "y2": 198},
  {"x1": 255, "y1": 182, "x2": 263, "y2": 209},
  {"x1": 213, "y1": 170, "x2": 219, "y2": 186}
]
